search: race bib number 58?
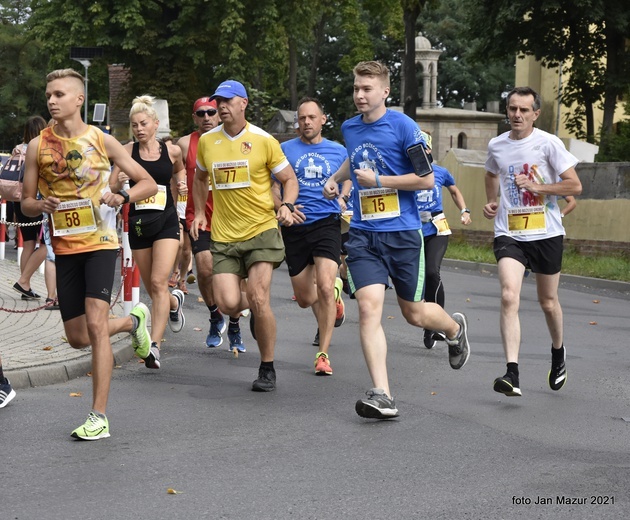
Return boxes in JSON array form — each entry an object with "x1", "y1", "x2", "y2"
[{"x1": 52, "y1": 199, "x2": 97, "y2": 236}]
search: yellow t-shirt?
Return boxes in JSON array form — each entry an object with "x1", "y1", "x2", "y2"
[
  {"x1": 37, "y1": 126, "x2": 118, "y2": 254},
  {"x1": 196, "y1": 122, "x2": 289, "y2": 242}
]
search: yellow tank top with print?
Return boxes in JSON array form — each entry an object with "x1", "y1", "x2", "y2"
[{"x1": 37, "y1": 126, "x2": 118, "y2": 254}]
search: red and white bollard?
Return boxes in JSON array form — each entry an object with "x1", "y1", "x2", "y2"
[{"x1": 0, "y1": 200, "x2": 6, "y2": 260}]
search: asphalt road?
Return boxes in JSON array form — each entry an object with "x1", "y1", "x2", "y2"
[{"x1": 2, "y1": 263, "x2": 629, "y2": 520}]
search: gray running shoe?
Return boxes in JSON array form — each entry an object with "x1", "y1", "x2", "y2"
[
  {"x1": 446, "y1": 312, "x2": 470, "y2": 369},
  {"x1": 168, "y1": 289, "x2": 185, "y2": 333},
  {"x1": 144, "y1": 344, "x2": 161, "y2": 369},
  {"x1": 355, "y1": 388, "x2": 399, "y2": 419}
]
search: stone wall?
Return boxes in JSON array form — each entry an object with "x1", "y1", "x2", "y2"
[{"x1": 440, "y1": 150, "x2": 630, "y2": 256}]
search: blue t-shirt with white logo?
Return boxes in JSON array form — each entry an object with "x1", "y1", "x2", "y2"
[
  {"x1": 341, "y1": 109, "x2": 424, "y2": 232},
  {"x1": 415, "y1": 164, "x2": 455, "y2": 237},
  {"x1": 281, "y1": 137, "x2": 347, "y2": 224}
]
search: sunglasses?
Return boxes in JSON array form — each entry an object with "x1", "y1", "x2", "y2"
[{"x1": 195, "y1": 109, "x2": 217, "y2": 117}]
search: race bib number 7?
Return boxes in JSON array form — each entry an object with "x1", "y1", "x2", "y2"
[
  {"x1": 507, "y1": 206, "x2": 547, "y2": 236},
  {"x1": 52, "y1": 199, "x2": 97, "y2": 236}
]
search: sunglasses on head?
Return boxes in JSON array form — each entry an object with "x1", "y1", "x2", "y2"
[{"x1": 195, "y1": 109, "x2": 217, "y2": 117}]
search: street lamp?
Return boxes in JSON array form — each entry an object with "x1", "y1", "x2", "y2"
[
  {"x1": 69, "y1": 47, "x2": 103, "y2": 124},
  {"x1": 72, "y1": 59, "x2": 91, "y2": 123}
]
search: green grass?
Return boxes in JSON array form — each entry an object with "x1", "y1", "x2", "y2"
[{"x1": 444, "y1": 241, "x2": 630, "y2": 283}]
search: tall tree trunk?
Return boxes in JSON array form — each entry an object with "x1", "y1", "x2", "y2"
[
  {"x1": 402, "y1": 2, "x2": 421, "y2": 119},
  {"x1": 601, "y1": 27, "x2": 624, "y2": 136},
  {"x1": 585, "y1": 100, "x2": 594, "y2": 143},
  {"x1": 308, "y1": 16, "x2": 326, "y2": 97},
  {"x1": 288, "y1": 37, "x2": 298, "y2": 110}
]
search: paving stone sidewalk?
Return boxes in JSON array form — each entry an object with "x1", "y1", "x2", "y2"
[{"x1": 0, "y1": 256, "x2": 133, "y2": 390}]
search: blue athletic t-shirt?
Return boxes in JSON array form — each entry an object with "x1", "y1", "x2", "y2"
[
  {"x1": 415, "y1": 164, "x2": 455, "y2": 237},
  {"x1": 341, "y1": 109, "x2": 424, "y2": 232},
  {"x1": 281, "y1": 137, "x2": 347, "y2": 224}
]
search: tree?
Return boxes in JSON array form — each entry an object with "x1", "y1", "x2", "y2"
[
  {"x1": 0, "y1": 0, "x2": 49, "y2": 150},
  {"x1": 466, "y1": 0, "x2": 630, "y2": 145},
  {"x1": 419, "y1": 0, "x2": 514, "y2": 111},
  {"x1": 401, "y1": 0, "x2": 425, "y2": 119}
]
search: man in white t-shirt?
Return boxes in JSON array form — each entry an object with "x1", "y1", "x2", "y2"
[{"x1": 483, "y1": 86, "x2": 582, "y2": 398}]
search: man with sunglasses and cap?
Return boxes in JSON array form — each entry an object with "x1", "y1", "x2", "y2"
[
  {"x1": 192, "y1": 81, "x2": 298, "y2": 392},
  {"x1": 179, "y1": 97, "x2": 246, "y2": 353}
]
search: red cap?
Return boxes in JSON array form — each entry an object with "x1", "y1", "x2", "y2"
[{"x1": 193, "y1": 97, "x2": 217, "y2": 112}]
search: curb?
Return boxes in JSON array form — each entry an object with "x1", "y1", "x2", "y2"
[
  {"x1": 442, "y1": 258, "x2": 630, "y2": 298},
  {"x1": 7, "y1": 340, "x2": 135, "y2": 390}
]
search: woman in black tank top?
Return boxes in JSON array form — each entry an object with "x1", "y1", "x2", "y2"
[{"x1": 110, "y1": 95, "x2": 188, "y2": 369}]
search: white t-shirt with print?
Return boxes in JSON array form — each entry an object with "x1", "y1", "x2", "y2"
[{"x1": 485, "y1": 128, "x2": 578, "y2": 241}]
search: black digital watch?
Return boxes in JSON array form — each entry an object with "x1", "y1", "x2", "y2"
[{"x1": 118, "y1": 189, "x2": 130, "y2": 204}]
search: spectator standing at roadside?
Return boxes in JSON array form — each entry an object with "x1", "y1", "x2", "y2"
[{"x1": 12, "y1": 116, "x2": 47, "y2": 301}]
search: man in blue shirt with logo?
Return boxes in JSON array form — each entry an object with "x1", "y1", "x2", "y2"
[
  {"x1": 281, "y1": 97, "x2": 350, "y2": 376},
  {"x1": 324, "y1": 61, "x2": 471, "y2": 420}
]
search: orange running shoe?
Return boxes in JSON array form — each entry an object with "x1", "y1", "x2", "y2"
[{"x1": 314, "y1": 352, "x2": 333, "y2": 376}]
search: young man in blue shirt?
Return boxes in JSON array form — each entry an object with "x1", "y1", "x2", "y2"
[{"x1": 324, "y1": 61, "x2": 471, "y2": 419}]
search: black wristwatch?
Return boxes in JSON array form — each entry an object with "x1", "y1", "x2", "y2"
[
  {"x1": 281, "y1": 202, "x2": 295, "y2": 213},
  {"x1": 342, "y1": 195, "x2": 349, "y2": 203},
  {"x1": 118, "y1": 189, "x2": 130, "y2": 204}
]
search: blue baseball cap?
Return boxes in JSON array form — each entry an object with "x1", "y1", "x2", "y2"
[{"x1": 210, "y1": 80, "x2": 248, "y2": 100}]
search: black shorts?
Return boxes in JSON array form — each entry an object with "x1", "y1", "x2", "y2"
[
  {"x1": 190, "y1": 229, "x2": 211, "y2": 256},
  {"x1": 179, "y1": 218, "x2": 189, "y2": 233},
  {"x1": 494, "y1": 235, "x2": 563, "y2": 275},
  {"x1": 14, "y1": 201, "x2": 42, "y2": 242},
  {"x1": 56, "y1": 249, "x2": 118, "y2": 322},
  {"x1": 340, "y1": 232, "x2": 349, "y2": 256},
  {"x1": 129, "y1": 208, "x2": 180, "y2": 250},
  {"x1": 281, "y1": 215, "x2": 341, "y2": 277}
]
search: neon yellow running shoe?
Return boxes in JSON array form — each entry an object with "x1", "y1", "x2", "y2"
[
  {"x1": 130, "y1": 302, "x2": 151, "y2": 359},
  {"x1": 71, "y1": 412, "x2": 110, "y2": 440}
]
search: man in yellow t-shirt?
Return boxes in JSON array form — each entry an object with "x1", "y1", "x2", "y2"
[{"x1": 192, "y1": 80, "x2": 298, "y2": 392}]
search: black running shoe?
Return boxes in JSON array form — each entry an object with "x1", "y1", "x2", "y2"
[
  {"x1": 423, "y1": 329, "x2": 436, "y2": 349},
  {"x1": 431, "y1": 331, "x2": 446, "y2": 342},
  {"x1": 252, "y1": 366, "x2": 276, "y2": 392},
  {"x1": 249, "y1": 312, "x2": 256, "y2": 341},
  {"x1": 493, "y1": 372, "x2": 522, "y2": 396},
  {"x1": 312, "y1": 329, "x2": 320, "y2": 347},
  {"x1": 548, "y1": 347, "x2": 567, "y2": 391}
]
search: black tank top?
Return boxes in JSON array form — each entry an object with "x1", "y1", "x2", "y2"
[{"x1": 129, "y1": 141, "x2": 175, "y2": 216}]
